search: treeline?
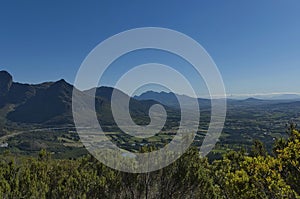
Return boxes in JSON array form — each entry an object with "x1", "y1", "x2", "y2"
[{"x1": 0, "y1": 129, "x2": 299, "y2": 198}]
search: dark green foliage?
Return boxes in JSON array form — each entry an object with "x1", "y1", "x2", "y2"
[
  {"x1": 250, "y1": 139, "x2": 267, "y2": 157},
  {"x1": 212, "y1": 129, "x2": 300, "y2": 198},
  {"x1": 0, "y1": 130, "x2": 300, "y2": 199},
  {"x1": 0, "y1": 148, "x2": 218, "y2": 199}
]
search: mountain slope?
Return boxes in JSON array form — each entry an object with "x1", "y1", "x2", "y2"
[
  {"x1": 7, "y1": 79, "x2": 74, "y2": 124},
  {"x1": 0, "y1": 71, "x2": 177, "y2": 127}
]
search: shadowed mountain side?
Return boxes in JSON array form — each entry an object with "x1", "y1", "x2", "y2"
[
  {"x1": 7, "y1": 79, "x2": 74, "y2": 124},
  {"x1": 0, "y1": 71, "x2": 13, "y2": 97},
  {"x1": 0, "y1": 71, "x2": 179, "y2": 127}
]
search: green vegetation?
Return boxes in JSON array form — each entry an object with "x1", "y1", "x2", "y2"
[
  {"x1": 1, "y1": 72, "x2": 300, "y2": 197},
  {"x1": 0, "y1": 128, "x2": 299, "y2": 198}
]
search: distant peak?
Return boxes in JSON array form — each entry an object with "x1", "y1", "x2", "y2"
[
  {"x1": 0, "y1": 70, "x2": 12, "y2": 79},
  {"x1": 57, "y1": 79, "x2": 67, "y2": 83},
  {"x1": 50, "y1": 79, "x2": 72, "y2": 89},
  {"x1": 245, "y1": 97, "x2": 261, "y2": 101}
]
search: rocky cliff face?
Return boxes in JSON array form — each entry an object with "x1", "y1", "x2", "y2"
[{"x1": 0, "y1": 71, "x2": 13, "y2": 96}]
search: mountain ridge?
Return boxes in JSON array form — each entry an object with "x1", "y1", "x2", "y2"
[
  {"x1": 0, "y1": 71, "x2": 175, "y2": 127},
  {"x1": 1, "y1": 70, "x2": 300, "y2": 128}
]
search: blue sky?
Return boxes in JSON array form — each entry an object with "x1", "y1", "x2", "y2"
[{"x1": 0, "y1": 0, "x2": 300, "y2": 97}]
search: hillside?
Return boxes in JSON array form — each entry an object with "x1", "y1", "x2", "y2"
[{"x1": 0, "y1": 71, "x2": 177, "y2": 127}]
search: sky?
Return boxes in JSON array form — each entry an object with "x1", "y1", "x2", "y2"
[{"x1": 0, "y1": 0, "x2": 300, "y2": 97}]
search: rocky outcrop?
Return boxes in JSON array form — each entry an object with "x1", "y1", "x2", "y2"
[{"x1": 0, "y1": 71, "x2": 13, "y2": 96}]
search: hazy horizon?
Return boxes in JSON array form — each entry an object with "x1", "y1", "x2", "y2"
[{"x1": 2, "y1": 69, "x2": 300, "y2": 100}]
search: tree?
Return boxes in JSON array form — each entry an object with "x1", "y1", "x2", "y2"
[
  {"x1": 276, "y1": 129, "x2": 300, "y2": 195},
  {"x1": 250, "y1": 139, "x2": 267, "y2": 157}
]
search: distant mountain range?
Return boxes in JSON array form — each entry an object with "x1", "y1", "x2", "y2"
[
  {"x1": 228, "y1": 93, "x2": 300, "y2": 100},
  {"x1": 1, "y1": 70, "x2": 300, "y2": 127},
  {"x1": 134, "y1": 91, "x2": 211, "y2": 110},
  {"x1": 268, "y1": 94, "x2": 300, "y2": 100}
]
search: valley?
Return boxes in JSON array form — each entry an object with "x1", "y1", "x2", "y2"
[{"x1": 1, "y1": 71, "x2": 300, "y2": 159}]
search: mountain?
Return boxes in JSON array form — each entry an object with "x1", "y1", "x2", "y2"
[
  {"x1": 228, "y1": 97, "x2": 269, "y2": 106},
  {"x1": 2, "y1": 70, "x2": 300, "y2": 128},
  {"x1": 134, "y1": 91, "x2": 211, "y2": 110},
  {"x1": 0, "y1": 72, "x2": 76, "y2": 125},
  {"x1": 7, "y1": 79, "x2": 74, "y2": 124},
  {"x1": 0, "y1": 71, "x2": 175, "y2": 127},
  {"x1": 83, "y1": 87, "x2": 177, "y2": 127},
  {"x1": 269, "y1": 94, "x2": 300, "y2": 100}
]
